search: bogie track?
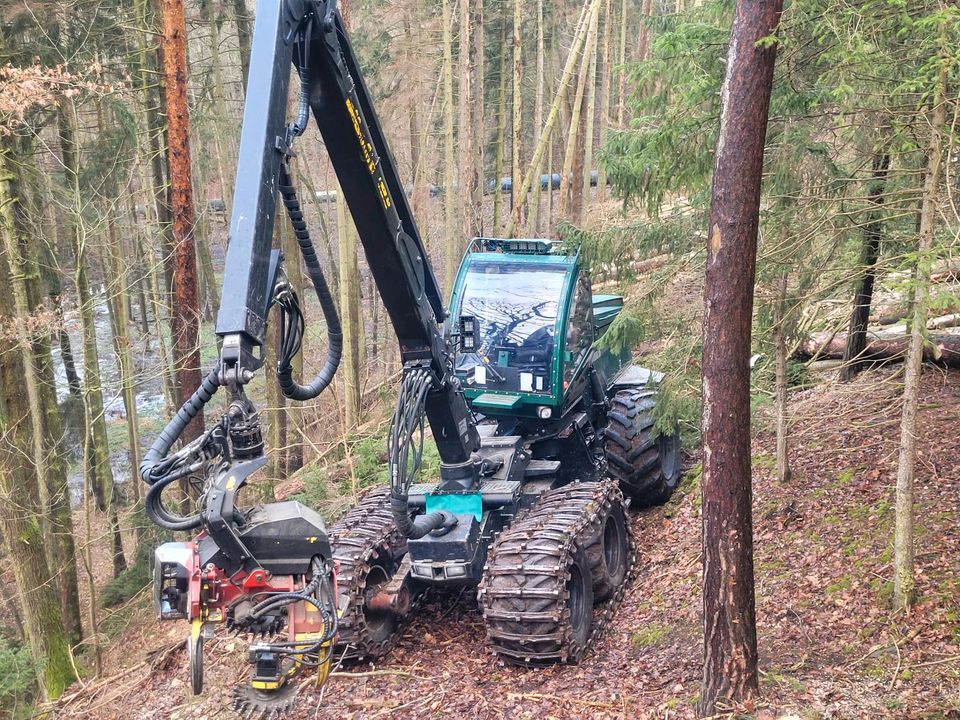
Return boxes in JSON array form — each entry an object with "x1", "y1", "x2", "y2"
[
  {"x1": 479, "y1": 480, "x2": 635, "y2": 665},
  {"x1": 328, "y1": 488, "x2": 413, "y2": 661}
]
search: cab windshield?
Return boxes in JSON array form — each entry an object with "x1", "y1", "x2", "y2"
[{"x1": 455, "y1": 260, "x2": 569, "y2": 394}]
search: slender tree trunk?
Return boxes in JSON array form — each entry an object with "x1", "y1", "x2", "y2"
[
  {"x1": 894, "y1": 56, "x2": 947, "y2": 612},
  {"x1": 511, "y1": 0, "x2": 523, "y2": 225},
  {"x1": 470, "y1": 0, "x2": 485, "y2": 236},
  {"x1": 232, "y1": 0, "x2": 252, "y2": 91},
  {"x1": 0, "y1": 143, "x2": 78, "y2": 701},
  {"x1": 699, "y1": 1, "x2": 782, "y2": 714},
  {"x1": 139, "y1": 0, "x2": 175, "y2": 297},
  {"x1": 579, "y1": 8, "x2": 600, "y2": 218},
  {"x1": 493, "y1": 18, "x2": 508, "y2": 235},
  {"x1": 442, "y1": 0, "x2": 457, "y2": 292},
  {"x1": 560, "y1": 1, "x2": 598, "y2": 222},
  {"x1": 840, "y1": 151, "x2": 891, "y2": 382},
  {"x1": 773, "y1": 271, "x2": 791, "y2": 484},
  {"x1": 161, "y1": 0, "x2": 204, "y2": 450},
  {"x1": 617, "y1": 0, "x2": 628, "y2": 127},
  {"x1": 597, "y1": 0, "x2": 613, "y2": 199},
  {"x1": 531, "y1": 0, "x2": 545, "y2": 234},
  {"x1": 337, "y1": 186, "x2": 361, "y2": 429},
  {"x1": 511, "y1": 0, "x2": 595, "y2": 236}
]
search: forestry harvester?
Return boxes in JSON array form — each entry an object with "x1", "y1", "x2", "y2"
[{"x1": 140, "y1": 1, "x2": 681, "y2": 717}]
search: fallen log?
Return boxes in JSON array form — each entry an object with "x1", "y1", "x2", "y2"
[{"x1": 796, "y1": 330, "x2": 960, "y2": 367}]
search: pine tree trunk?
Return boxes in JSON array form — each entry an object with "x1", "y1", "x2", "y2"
[
  {"x1": 894, "y1": 55, "x2": 946, "y2": 612},
  {"x1": 39, "y1": 186, "x2": 83, "y2": 398},
  {"x1": 840, "y1": 151, "x2": 891, "y2": 382},
  {"x1": 161, "y1": 0, "x2": 205, "y2": 450},
  {"x1": 699, "y1": 1, "x2": 782, "y2": 714},
  {"x1": 0, "y1": 143, "x2": 78, "y2": 701},
  {"x1": 471, "y1": 0, "x2": 485, "y2": 236}
]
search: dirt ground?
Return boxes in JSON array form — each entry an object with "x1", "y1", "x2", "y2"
[{"x1": 51, "y1": 367, "x2": 960, "y2": 720}]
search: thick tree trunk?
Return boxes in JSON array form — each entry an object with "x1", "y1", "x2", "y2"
[
  {"x1": 530, "y1": 0, "x2": 545, "y2": 234},
  {"x1": 894, "y1": 57, "x2": 946, "y2": 612},
  {"x1": 699, "y1": 0, "x2": 782, "y2": 714},
  {"x1": 161, "y1": 0, "x2": 204, "y2": 450},
  {"x1": 839, "y1": 152, "x2": 891, "y2": 382},
  {"x1": 0, "y1": 148, "x2": 77, "y2": 702}
]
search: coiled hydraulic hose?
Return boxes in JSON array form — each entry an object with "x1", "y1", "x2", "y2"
[{"x1": 276, "y1": 163, "x2": 343, "y2": 401}]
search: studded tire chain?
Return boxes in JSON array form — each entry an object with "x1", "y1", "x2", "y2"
[
  {"x1": 478, "y1": 480, "x2": 636, "y2": 665},
  {"x1": 327, "y1": 486, "x2": 416, "y2": 662}
]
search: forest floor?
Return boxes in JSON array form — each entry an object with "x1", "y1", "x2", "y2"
[{"x1": 49, "y1": 366, "x2": 960, "y2": 720}]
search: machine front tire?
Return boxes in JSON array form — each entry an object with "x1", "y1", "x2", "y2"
[{"x1": 604, "y1": 388, "x2": 681, "y2": 506}]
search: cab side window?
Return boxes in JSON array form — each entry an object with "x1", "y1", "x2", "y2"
[{"x1": 564, "y1": 273, "x2": 594, "y2": 383}]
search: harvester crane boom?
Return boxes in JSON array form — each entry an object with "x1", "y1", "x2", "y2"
[{"x1": 216, "y1": 0, "x2": 479, "y2": 467}]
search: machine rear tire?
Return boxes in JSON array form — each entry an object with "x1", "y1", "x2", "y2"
[{"x1": 604, "y1": 388, "x2": 681, "y2": 506}]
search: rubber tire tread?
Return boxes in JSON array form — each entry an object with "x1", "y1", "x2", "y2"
[
  {"x1": 604, "y1": 388, "x2": 678, "y2": 505},
  {"x1": 479, "y1": 481, "x2": 634, "y2": 665}
]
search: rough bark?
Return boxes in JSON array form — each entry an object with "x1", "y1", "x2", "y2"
[
  {"x1": 459, "y1": 0, "x2": 482, "y2": 239},
  {"x1": 894, "y1": 56, "x2": 946, "y2": 612},
  {"x1": 839, "y1": 152, "x2": 891, "y2": 382},
  {"x1": 699, "y1": 0, "x2": 782, "y2": 714},
  {"x1": 161, "y1": 0, "x2": 204, "y2": 448},
  {"x1": 0, "y1": 155, "x2": 77, "y2": 702},
  {"x1": 530, "y1": 0, "x2": 546, "y2": 234}
]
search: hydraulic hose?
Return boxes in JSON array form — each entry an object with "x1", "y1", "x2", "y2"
[
  {"x1": 145, "y1": 471, "x2": 202, "y2": 531},
  {"x1": 390, "y1": 494, "x2": 456, "y2": 540},
  {"x1": 139, "y1": 366, "x2": 221, "y2": 486},
  {"x1": 276, "y1": 163, "x2": 343, "y2": 401},
  {"x1": 387, "y1": 368, "x2": 457, "y2": 539}
]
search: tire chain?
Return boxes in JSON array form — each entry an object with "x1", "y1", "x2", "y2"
[
  {"x1": 478, "y1": 480, "x2": 636, "y2": 665},
  {"x1": 327, "y1": 487, "x2": 418, "y2": 661}
]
